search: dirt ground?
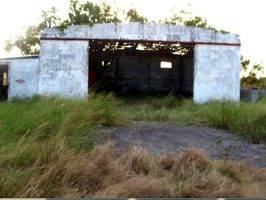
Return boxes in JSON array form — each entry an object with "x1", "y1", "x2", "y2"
[{"x1": 98, "y1": 122, "x2": 266, "y2": 168}]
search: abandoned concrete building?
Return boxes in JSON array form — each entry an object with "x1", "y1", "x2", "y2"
[{"x1": 0, "y1": 22, "x2": 241, "y2": 103}]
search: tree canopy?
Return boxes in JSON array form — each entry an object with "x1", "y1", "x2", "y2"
[
  {"x1": 5, "y1": 0, "x2": 224, "y2": 55},
  {"x1": 241, "y1": 56, "x2": 265, "y2": 89},
  {"x1": 5, "y1": 7, "x2": 60, "y2": 55}
]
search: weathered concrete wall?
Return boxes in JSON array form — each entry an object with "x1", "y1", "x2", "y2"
[
  {"x1": 42, "y1": 23, "x2": 240, "y2": 45},
  {"x1": 115, "y1": 52, "x2": 182, "y2": 92},
  {"x1": 194, "y1": 45, "x2": 240, "y2": 103},
  {"x1": 241, "y1": 88, "x2": 266, "y2": 102},
  {"x1": 0, "y1": 57, "x2": 40, "y2": 99},
  {"x1": 93, "y1": 50, "x2": 183, "y2": 93},
  {"x1": 39, "y1": 40, "x2": 89, "y2": 98}
]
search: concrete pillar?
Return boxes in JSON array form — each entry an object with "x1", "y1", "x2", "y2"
[
  {"x1": 193, "y1": 44, "x2": 241, "y2": 103},
  {"x1": 39, "y1": 40, "x2": 89, "y2": 98}
]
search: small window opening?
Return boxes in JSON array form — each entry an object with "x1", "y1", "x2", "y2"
[{"x1": 160, "y1": 61, "x2": 172, "y2": 69}]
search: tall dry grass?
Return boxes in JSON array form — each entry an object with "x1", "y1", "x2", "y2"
[{"x1": 1, "y1": 141, "x2": 264, "y2": 198}]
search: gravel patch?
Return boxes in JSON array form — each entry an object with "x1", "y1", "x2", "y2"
[{"x1": 105, "y1": 122, "x2": 266, "y2": 168}]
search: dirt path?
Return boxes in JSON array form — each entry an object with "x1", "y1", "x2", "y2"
[{"x1": 101, "y1": 122, "x2": 266, "y2": 168}]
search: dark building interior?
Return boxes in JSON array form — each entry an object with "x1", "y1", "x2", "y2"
[
  {"x1": 89, "y1": 40, "x2": 194, "y2": 97},
  {"x1": 0, "y1": 64, "x2": 8, "y2": 100}
]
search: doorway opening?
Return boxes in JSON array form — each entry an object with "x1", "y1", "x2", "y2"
[
  {"x1": 0, "y1": 64, "x2": 9, "y2": 100},
  {"x1": 88, "y1": 40, "x2": 194, "y2": 98}
]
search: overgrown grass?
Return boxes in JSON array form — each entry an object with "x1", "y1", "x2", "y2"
[
  {"x1": 0, "y1": 93, "x2": 265, "y2": 197},
  {"x1": 1, "y1": 143, "x2": 266, "y2": 197},
  {"x1": 199, "y1": 100, "x2": 266, "y2": 141},
  {"x1": 117, "y1": 95, "x2": 266, "y2": 141},
  {"x1": 0, "y1": 93, "x2": 124, "y2": 150}
]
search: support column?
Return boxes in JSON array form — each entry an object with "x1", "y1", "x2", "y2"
[
  {"x1": 39, "y1": 40, "x2": 89, "y2": 98},
  {"x1": 193, "y1": 44, "x2": 240, "y2": 103}
]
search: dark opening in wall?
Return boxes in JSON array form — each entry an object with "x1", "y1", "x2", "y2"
[
  {"x1": 88, "y1": 40, "x2": 194, "y2": 97},
  {"x1": 0, "y1": 64, "x2": 9, "y2": 100}
]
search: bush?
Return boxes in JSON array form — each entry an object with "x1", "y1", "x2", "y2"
[
  {"x1": 241, "y1": 77, "x2": 266, "y2": 89},
  {"x1": 200, "y1": 101, "x2": 237, "y2": 130}
]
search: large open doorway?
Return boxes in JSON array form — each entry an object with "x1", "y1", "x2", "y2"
[
  {"x1": 88, "y1": 40, "x2": 194, "y2": 98},
  {"x1": 0, "y1": 64, "x2": 8, "y2": 100}
]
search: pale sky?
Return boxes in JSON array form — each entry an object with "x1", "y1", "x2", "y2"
[{"x1": 0, "y1": 0, "x2": 265, "y2": 76}]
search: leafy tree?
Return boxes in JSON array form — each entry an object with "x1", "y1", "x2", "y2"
[
  {"x1": 66, "y1": 0, "x2": 120, "y2": 26},
  {"x1": 184, "y1": 16, "x2": 212, "y2": 29},
  {"x1": 241, "y1": 56, "x2": 265, "y2": 89},
  {"x1": 126, "y1": 9, "x2": 147, "y2": 23},
  {"x1": 5, "y1": 7, "x2": 60, "y2": 55},
  {"x1": 241, "y1": 56, "x2": 263, "y2": 78},
  {"x1": 165, "y1": 10, "x2": 229, "y2": 33},
  {"x1": 5, "y1": 1, "x2": 121, "y2": 55},
  {"x1": 5, "y1": 0, "x2": 226, "y2": 55}
]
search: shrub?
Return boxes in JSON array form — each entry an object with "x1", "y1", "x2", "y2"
[{"x1": 200, "y1": 101, "x2": 237, "y2": 129}]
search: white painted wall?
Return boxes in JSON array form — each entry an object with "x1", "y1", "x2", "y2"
[
  {"x1": 0, "y1": 57, "x2": 40, "y2": 99},
  {"x1": 39, "y1": 40, "x2": 89, "y2": 98},
  {"x1": 193, "y1": 44, "x2": 241, "y2": 103}
]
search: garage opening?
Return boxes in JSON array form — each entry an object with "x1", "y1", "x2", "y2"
[
  {"x1": 0, "y1": 64, "x2": 8, "y2": 100},
  {"x1": 88, "y1": 40, "x2": 194, "y2": 98}
]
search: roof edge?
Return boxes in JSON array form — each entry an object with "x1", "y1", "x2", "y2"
[
  {"x1": 41, "y1": 22, "x2": 240, "y2": 45},
  {"x1": 0, "y1": 55, "x2": 39, "y2": 61}
]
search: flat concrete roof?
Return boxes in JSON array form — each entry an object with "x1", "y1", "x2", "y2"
[{"x1": 41, "y1": 22, "x2": 240, "y2": 46}]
